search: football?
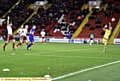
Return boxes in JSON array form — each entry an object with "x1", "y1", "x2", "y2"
[{"x1": 111, "y1": 18, "x2": 115, "y2": 21}]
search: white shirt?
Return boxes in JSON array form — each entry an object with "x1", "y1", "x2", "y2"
[
  {"x1": 17, "y1": 28, "x2": 23, "y2": 36},
  {"x1": 40, "y1": 31, "x2": 45, "y2": 37},
  {"x1": 7, "y1": 25, "x2": 12, "y2": 35},
  {"x1": 18, "y1": 28, "x2": 28, "y2": 36},
  {"x1": 22, "y1": 28, "x2": 28, "y2": 36}
]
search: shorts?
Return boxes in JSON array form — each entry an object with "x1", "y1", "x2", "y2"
[
  {"x1": 102, "y1": 38, "x2": 108, "y2": 44},
  {"x1": 20, "y1": 36, "x2": 27, "y2": 41},
  {"x1": 90, "y1": 38, "x2": 94, "y2": 40},
  {"x1": 42, "y1": 36, "x2": 45, "y2": 39},
  {"x1": 29, "y1": 36, "x2": 34, "y2": 42},
  {"x1": 7, "y1": 34, "x2": 15, "y2": 41}
]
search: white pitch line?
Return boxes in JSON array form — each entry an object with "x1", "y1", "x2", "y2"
[{"x1": 52, "y1": 60, "x2": 120, "y2": 80}]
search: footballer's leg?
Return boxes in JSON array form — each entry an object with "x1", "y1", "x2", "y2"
[
  {"x1": 27, "y1": 42, "x2": 34, "y2": 50},
  {"x1": 27, "y1": 42, "x2": 32, "y2": 50},
  {"x1": 16, "y1": 36, "x2": 23, "y2": 48},
  {"x1": 16, "y1": 40, "x2": 22, "y2": 48},
  {"x1": 103, "y1": 42, "x2": 107, "y2": 53},
  {"x1": 12, "y1": 39, "x2": 16, "y2": 50},
  {"x1": 25, "y1": 40, "x2": 28, "y2": 46},
  {"x1": 3, "y1": 35, "x2": 9, "y2": 51},
  {"x1": 90, "y1": 40, "x2": 92, "y2": 45},
  {"x1": 3, "y1": 41, "x2": 8, "y2": 51},
  {"x1": 102, "y1": 39, "x2": 105, "y2": 52},
  {"x1": 27, "y1": 37, "x2": 34, "y2": 50}
]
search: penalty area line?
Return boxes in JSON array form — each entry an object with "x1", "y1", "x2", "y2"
[{"x1": 52, "y1": 60, "x2": 120, "y2": 80}]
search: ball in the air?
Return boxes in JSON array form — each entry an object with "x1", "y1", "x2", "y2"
[{"x1": 111, "y1": 18, "x2": 115, "y2": 21}]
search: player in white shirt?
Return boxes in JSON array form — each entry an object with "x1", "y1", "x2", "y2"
[
  {"x1": 40, "y1": 29, "x2": 46, "y2": 44},
  {"x1": 3, "y1": 16, "x2": 16, "y2": 51},
  {"x1": 24, "y1": 25, "x2": 29, "y2": 46},
  {"x1": 16, "y1": 25, "x2": 28, "y2": 48}
]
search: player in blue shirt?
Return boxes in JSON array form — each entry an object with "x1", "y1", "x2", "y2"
[
  {"x1": 27, "y1": 25, "x2": 36, "y2": 50},
  {"x1": 68, "y1": 32, "x2": 72, "y2": 43}
]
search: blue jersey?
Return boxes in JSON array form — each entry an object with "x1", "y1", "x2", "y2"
[
  {"x1": 68, "y1": 32, "x2": 72, "y2": 39},
  {"x1": 29, "y1": 28, "x2": 35, "y2": 42}
]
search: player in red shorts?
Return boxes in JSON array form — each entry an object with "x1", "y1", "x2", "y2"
[
  {"x1": 3, "y1": 16, "x2": 16, "y2": 51},
  {"x1": 40, "y1": 29, "x2": 46, "y2": 44},
  {"x1": 16, "y1": 25, "x2": 24, "y2": 47},
  {"x1": 16, "y1": 25, "x2": 28, "y2": 48}
]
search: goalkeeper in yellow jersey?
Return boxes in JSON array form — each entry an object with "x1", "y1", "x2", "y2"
[{"x1": 102, "y1": 22, "x2": 112, "y2": 52}]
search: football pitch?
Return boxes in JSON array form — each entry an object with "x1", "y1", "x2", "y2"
[{"x1": 0, "y1": 41, "x2": 120, "y2": 81}]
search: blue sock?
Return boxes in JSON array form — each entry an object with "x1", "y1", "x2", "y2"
[{"x1": 28, "y1": 43, "x2": 32, "y2": 48}]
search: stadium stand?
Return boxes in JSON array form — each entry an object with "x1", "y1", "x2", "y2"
[
  {"x1": 0, "y1": 0, "x2": 120, "y2": 40},
  {"x1": 0, "y1": 0, "x2": 18, "y2": 18},
  {"x1": 46, "y1": 0, "x2": 88, "y2": 38},
  {"x1": 77, "y1": 0, "x2": 120, "y2": 39},
  {"x1": 0, "y1": 0, "x2": 18, "y2": 37},
  {"x1": 7, "y1": 0, "x2": 34, "y2": 31}
]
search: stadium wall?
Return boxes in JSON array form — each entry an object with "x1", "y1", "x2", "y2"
[{"x1": 1, "y1": 36, "x2": 120, "y2": 44}]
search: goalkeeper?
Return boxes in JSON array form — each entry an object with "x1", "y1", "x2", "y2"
[{"x1": 102, "y1": 22, "x2": 112, "y2": 52}]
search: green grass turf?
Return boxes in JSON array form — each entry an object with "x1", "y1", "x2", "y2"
[
  {"x1": 0, "y1": 41, "x2": 120, "y2": 81},
  {"x1": 56, "y1": 63, "x2": 120, "y2": 81}
]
